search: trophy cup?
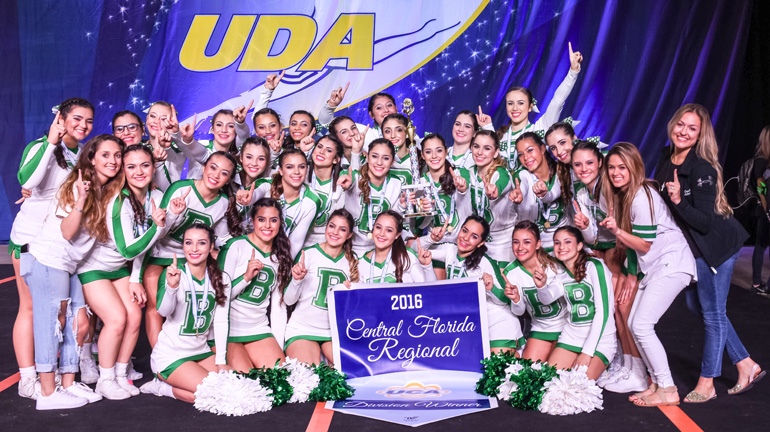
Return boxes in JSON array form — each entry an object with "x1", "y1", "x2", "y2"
[{"x1": 401, "y1": 99, "x2": 436, "y2": 219}]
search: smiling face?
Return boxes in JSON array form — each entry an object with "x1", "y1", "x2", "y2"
[
  {"x1": 279, "y1": 153, "x2": 307, "y2": 190},
  {"x1": 333, "y1": 118, "x2": 359, "y2": 151},
  {"x1": 516, "y1": 137, "x2": 545, "y2": 172},
  {"x1": 607, "y1": 154, "x2": 630, "y2": 190},
  {"x1": 289, "y1": 113, "x2": 314, "y2": 142},
  {"x1": 146, "y1": 104, "x2": 171, "y2": 139},
  {"x1": 471, "y1": 134, "x2": 499, "y2": 168},
  {"x1": 240, "y1": 143, "x2": 269, "y2": 180},
  {"x1": 421, "y1": 137, "x2": 447, "y2": 172},
  {"x1": 505, "y1": 90, "x2": 532, "y2": 128},
  {"x1": 369, "y1": 96, "x2": 396, "y2": 126},
  {"x1": 553, "y1": 230, "x2": 582, "y2": 265},
  {"x1": 367, "y1": 143, "x2": 394, "y2": 181},
  {"x1": 453, "y1": 113, "x2": 475, "y2": 145},
  {"x1": 212, "y1": 112, "x2": 236, "y2": 146},
  {"x1": 64, "y1": 107, "x2": 94, "y2": 142},
  {"x1": 512, "y1": 228, "x2": 540, "y2": 264},
  {"x1": 254, "y1": 113, "x2": 281, "y2": 141},
  {"x1": 252, "y1": 206, "x2": 281, "y2": 245},
  {"x1": 457, "y1": 220, "x2": 486, "y2": 255},
  {"x1": 382, "y1": 118, "x2": 408, "y2": 151},
  {"x1": 325, "y1": 215, "x2": 353, "y2": 248},
  {"x1": 372, "y1": 214, "x2": 400, "y2": 250},
  {"x1": 123, "y1": 150, "x2": 153, "y2": 190},
  {"x1": 546, "y1": 130, "x2": 575, "y2": 163},
  {"x1": 183, "y1": 228, "x2": 212, "y2": 266},
  {"x1": 113, "y1": 114, "x2": 142, "y2": 145},
  {"x1": 201, "y1": 154, "x2": 234, "y2": 191},
  {"x1": 311, "y1": 137, "x2": 340, "y2": 169},
  {"x1": 670, "y1": 111, "x2": 701, "y2": 153},
  {"x1": 571, "y1": 149, "x2": 601, "y2": 188},
  {"x1": 92, "y1": 139, "x2": 122, "y2": 183}
]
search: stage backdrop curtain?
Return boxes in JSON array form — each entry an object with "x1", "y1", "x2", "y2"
[{"x1": 0, "y1": 0, "x2": 753, "y2": 241}]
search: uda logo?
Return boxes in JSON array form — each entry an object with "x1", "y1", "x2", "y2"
[
  {"x1": 376, "y1": 382, "x2": 451, "y2": 399},
  {"x1": 172, "y1": 1, "x2": 488, "y2": 128}
]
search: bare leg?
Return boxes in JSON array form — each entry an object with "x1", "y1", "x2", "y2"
[
  {"x1": 522, "y1": 339, "x2": 556, "y2": 362},
  {"x1": 143, "y1": 265, "x2": 164, "y2": 348},
  {"x1": 11, "y1": 254, "x2": 34, "y2": 368}
]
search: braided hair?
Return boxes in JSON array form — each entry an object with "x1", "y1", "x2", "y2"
[{"x1": 53, "y1": 97, "x2": 95, "y2": 169}]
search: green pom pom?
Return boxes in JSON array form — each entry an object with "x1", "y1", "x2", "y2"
[
  {"x1": 505, "y1": 359, "x2": 558, "y2": 411},
  {"x1": 237, "y1": 364, "x2": 294, "y2": 406},
  {"x1": 309, "y1": 364, "x2": 355, "y2": 402},
  {"x1": 475, "y1": 351, "x2": 518, "y2": 397}
]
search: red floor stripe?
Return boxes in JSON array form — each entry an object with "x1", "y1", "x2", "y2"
[
  {"x1": 0, "y1": 276, "x2": 15, "y2": 285},
  {"x1": 659, "y1": 406, "x2": 704, "y2": 432},
  {"x1": 0, "y1": 373, "x2": 21, "y2": 393},
  {"x1": 306, "y1": 402, "x2": 334, "y2": 432}
]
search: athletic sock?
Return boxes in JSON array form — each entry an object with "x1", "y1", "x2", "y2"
[
  {"x1": 115, "y1": 362, "x2": 129, "y2": 377},
  {"x1": 81, "y1": 343, "x2": 93, "y2": 359},
  {"x1": 99, "y1": 366, "x2": 116, "y2": 380},
  {"x1": 623, "y1": 354, "x2": 632, "y2": 369},
  {"x1": 159, "y1": 381, "x2": 176, "y2": 399},
  {"x1": 19, "y1": 366, "x2": 37, "y2": 380}
]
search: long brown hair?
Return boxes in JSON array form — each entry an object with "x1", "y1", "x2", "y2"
[
  {"x1": 270, "y1": 148, "x2": 307, "y2": 200},
  {"x1": 472, "y1": 130, "x2": 507, "y2": 183},
  {"x1": 545, "y1": 122, "x2": 577, "y2": 204},
  {"x1": 250, "y1": 198, "x2": 294, "y2": 297},
  {"x1": 419, "y1": 133, "x2": 456, "y2": 195},
  {"x1": 571, "y1": 141, "x2": 605, "y2": 203},
  {"x1": 123, "y1": 144, "x2": 155, "y2": 226},
  {"x1": 184, "y1": 222, "x2": 227, "y2": 306},
  {"x1": 238, "y1": 136, "x2": 271, "y2": 186},
  {"x1": 307, "y1": 135, "x2": 344, "y2": 192},
  {"x1": 203, "y1": 151, "x2": 242, "y2": 237},
  {"x1": 375, "y1": 210, "x2": 410, "y2": 282},
  {"x1": 329, "y1": 209, "x2": 359, "y2": 282},
  {"x1": 602, "y1": 142, "x2": 656, "y2": 234},
  {"x1": 754, "y1": 125, "x2": 770, "y2": 160},
  {"x1": 495, "y1": 86, "x2": 533, "y2": 139},
  {"x1": 512, "y1": 220, "x2": 556, "y2": 271},
  {"x1": 667, "y1": 103, "x2": 731, "y2": 217},
  {"x1": 58, "y1": 135, "x2": 125, "y2": 242},
  {"x1": 359, "y1": 139, "x2": 395, "y2": 204},
  {"x1": 554, "y1": 226, "x2": 589, "y2": 282}
]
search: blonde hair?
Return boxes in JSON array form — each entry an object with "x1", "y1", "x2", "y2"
[
  {"x1": 754, "y1": 125, "x2": 770, "y2": 160},
  {"x1": 602, "y1": 142, "x2": 655, "y2": 234},
  {"x1": 667, "y1": 103, "x2": 732, "y2": 217}
]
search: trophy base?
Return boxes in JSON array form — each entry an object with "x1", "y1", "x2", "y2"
[{"x1": 404, "y1": 211, "x2": 437, "y2": 219}]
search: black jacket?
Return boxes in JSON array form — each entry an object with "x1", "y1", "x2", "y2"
[{"x1": 654, "y1": 146, "x2": 748, "y2": 269}]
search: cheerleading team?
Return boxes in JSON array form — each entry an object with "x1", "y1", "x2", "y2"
[{"x1": 13, "y1": 44, "x2": 764, "y2": 412}]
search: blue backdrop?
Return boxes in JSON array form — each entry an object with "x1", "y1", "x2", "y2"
[{"x1": 0, "y1": 0, "x2": 753, "y2": 241}]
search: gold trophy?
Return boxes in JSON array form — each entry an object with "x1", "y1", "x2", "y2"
[{"x1": 401, "y1": 99, "x2": 435, "y2": 218}]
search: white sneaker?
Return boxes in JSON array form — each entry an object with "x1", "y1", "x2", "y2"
[
  {"x1": 18, "y1": 376, "x2": 41, "y2": 400},
  {"x1": 79, "y1": 354, "x2": 99, "y2": 384},
  {"x1": 96, "y1": 377, "x2": 131, "y2": 400},
  {"x1": 116, "y1": 375, "x2": 140, "y2": 397},
  {"x1": 596, "y1": 370, "x2": 613, "y2": 387},
  {"x1": 64, "y1": 381, "x2": 103, "y2": 403},
  {"x1": 603, "y1": 370, "x2": 649, "y2": 393},
  {"x1": 126, "y1": 360, "x2": 143, "y2": 381},
  {"x1": 36, "y1": 387, "x2": 88, "y2": 411},
  {"x1": 140, "y1": 378, "x2": 167, "y2": 397}
]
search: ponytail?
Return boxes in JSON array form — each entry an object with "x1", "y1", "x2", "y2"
[
  {"x1": 270, "y1": 148, "x2": 306, "y2": 200},
  {"x1": 376, "y1": 210, "x2": 409, "y2": 282},
  {"x1": 554, "y1": 226, "x2": 589, "y2": 282},
  {"x1": 184, "y1": 223, "x2": 227, "y2": 306},
  {"x1": 359, "y1": 139, "x2": 395, "y2": 204},
  {"x1": 330, "y1": 209, "x2": 359, "y2": 282},
  {"x1": 53, "y1": 97, "x2": 95, "y2": 170},
  {"x1": 250, "y1": 198, "x2": 293, "y2": 302},
  {"x1": 513, "y1": 220, "x2": 557, "y2": 272},
  {"x1": 123, "y1": 144, "x2": 156, "y2": 226}
]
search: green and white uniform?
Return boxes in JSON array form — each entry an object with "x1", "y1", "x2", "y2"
[
  {"x1": 150, "y1": 142, "x2": 187, "y2": 192},
  {"x1": 218, "y1": 236, "x2": 288, "y2": 345},
  {"x1": 540, "y1": 258, "x2": 616, "y2": 365},
  {"x1": 503, "y1": 261, "x2": 567, "y2": 341},
  {"x1": 283, "y1": 244, "x2": 352, "y2": 348},
  {"x1": 573, "y1": 186, "x2": 615, "y2": 250},
  {"x1": 149, "y1": 180, "x2": 232, "y2": 266},
  {"x1": 416, "y1": 172, "x2": 463, "y2": 244},
  {"x1": 358, "y1": 248, "x2": 436, "y2": 283},
  {"x1": 152, "y1": 265, "x2": 231, "y2": 379},
  {"x1": 172, "y1": 121, "x2": 249, "y2": 180},
  {"x1": 447, "y1": 147, "x2": 475, "y2": 170},
  {"x1": 303, "y1": 174, "x2": 345, "y2": 248},
  {"x1": 10, "y1": 137, "x2": 78, "y2": 257},
  {"x1": 77, "y1": 189, "x2": 167, "y2": 284},
  {"x1": 430, "y1": 242, "x2": 523, "y2": 349},
  {"x1": 342, "y1": 171, "x2": 405, "y2": 256},
  {"x1": 513, "y1": 169, "x2": 568, "y2": 250},
  {"x1": 388, "y1": 151, "x2": 414, "y2": 185},
  {"x1": 456, "y1": 166, "x2": 515, "y2": 262}
]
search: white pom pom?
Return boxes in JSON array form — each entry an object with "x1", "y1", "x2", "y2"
[
  {"x1": 283, "y1": 357, "x2": 320, "y2": 403},
  {"x1": 539, "y1": 366, "x2": 604, "y2": 416},
  {"x1": 194, "y1": 370, "x2": 274, "y2": 416}
]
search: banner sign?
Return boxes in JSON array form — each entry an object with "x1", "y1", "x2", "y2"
[{"x1": 327, "y1": 278, "x2": 497, "y2": 427}]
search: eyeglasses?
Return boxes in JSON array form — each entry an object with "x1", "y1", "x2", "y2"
[{"x1": 114, "y1": 123, "x2": 140, "y2": 134}]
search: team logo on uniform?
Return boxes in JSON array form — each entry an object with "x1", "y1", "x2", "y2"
[{"x1": 376, "y1": 382, "x2": 451, "y2": 399}]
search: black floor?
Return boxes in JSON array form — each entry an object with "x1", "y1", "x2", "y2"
[{"x1": 0, "y1": 263, "x2": 768, "y2": 432}]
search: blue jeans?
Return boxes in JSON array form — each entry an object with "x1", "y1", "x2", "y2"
[
  {"x1": 688, "y1": 252, "x2": 751, "y2": 378},
  {"x1": 751, "y1": 214, "x2": 769, "y2": 285},
  {"x1": 21, "y1": 255, "x2": 86, "y2": 374}
]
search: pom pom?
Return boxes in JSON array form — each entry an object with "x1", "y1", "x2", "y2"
[
  {"x1": 283, "y1": 357, "x2": 320, "y2": 403},
  {"x1": 238, "y1": 363, "x2": 294, "y2": 406},
  {"x1": 194, "y1": 370, "x2": 273, "y2": 416},
  {"x1": 475, "y1": 351, "x2": 519, "y2": 397},
  {"x1": 309, "y1": 363, "x2": 355, "y2": 402},
  {"x1": 539, "y1": 366, "x2": 604, "y2": 416}
]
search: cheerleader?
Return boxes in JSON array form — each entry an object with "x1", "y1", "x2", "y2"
[
  {"x1": 545, "y1": 121, "x2": 582, "y2": 205},
  {"x1": 495, "y1": 43, "x2": 583, "y2": 170},
  {"x1": 453, "y1": 130, "x2": 515, "y2": 262},
  {"x1": 509, "y1": 132, "x2": 568, "y2": 250},
  {"x1": 328, "y1": 115, "x2": 364, "y2": 169},
  {"x1": 448, "y1": 110, "x2": 482, "y2": 170},
  {"x1": 601, "y1": 142, "x2": 696, "y2": 407},
  {"x1": 142, "y1": 224, "x2": 232, "y2": 403},
  {"x1": 143, "y1": 152, "x2": 240, "y2": 347},
  {"x1": 284, "y1": 209, "x2": 359, "y2": 365},
  {"x1": 253, "y1": 107, "x2": 284, "y2": 162},
  {"x1": 381, "y1": 113, "x2": 416, "y2": 184},
  {"x1": 233, "y1": 137, "x2": 272, "y2": 232},
  {"x1": 235, "y1": 148, "x2": 323, "y2": 258},
  {"x1": 358, "y1": 211, "x2": 436, "y2": 283},
  {"x1": 11, "y1": 98, "x2": 93, "y2": 400},
  {"x1": 285, "y1": 110, "x2": 317, "y2": 153},
  {"x1": 143, "y1": 102, "x2": 187, "y2": 190},
  {"x1": 75, "y1": 145, "x2": 176, "y2": 399},
  {"x1": 502, "y1": 221, "x2": 567, "y2": 361},
  {"x1": 304, "y1": 135, "x2": 346, "y2": 247},
  {"x1": 218, "y1": 198, "x2": 294, "y2": 370},
  {"x1": 23, "y1": 135, "x2": 124, "y2": 409},
  {"x1": 111, "y1": 110, "x2": 144, "y2": 146},
  {"x1": 319, "y1": 89, "x2": 395, "y2": 151},
  {"x1": 427, "y1": 216, "x2": 523, "y2": 353}
]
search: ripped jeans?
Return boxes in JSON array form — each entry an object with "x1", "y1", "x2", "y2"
[{"x1": 22, "y1": 254, "x2": 86, "y2": 374}]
